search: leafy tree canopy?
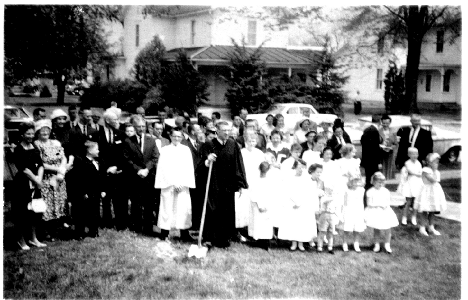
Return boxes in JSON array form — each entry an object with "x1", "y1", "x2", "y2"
[{"x1": 133, "y1": 35, "x2": 167, "y2": 88}]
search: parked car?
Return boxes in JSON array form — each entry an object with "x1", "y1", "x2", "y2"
[
  {"x1": 4, "y1": 105, "x2": 33, "y2": 145},
  {"x1": 247, "y1": 103, "x2": 337, "y2": 132},
  {"x1": 345, "y1": 115, "x2": 461, "y2": 163}
]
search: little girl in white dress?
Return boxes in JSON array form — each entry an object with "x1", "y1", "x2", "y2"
[
  {"x1": 414, "y1": 153, "x2": 447, "y2": 236},
  {"x1": 397, "y1": 147, "x2": 424, "y2": 226},
  {"x1": 342, "y1": 175, "x2": 366, "y2": 253},
  {"x1": 364, "y1": 172, "x2": 399, "y2": 254}
]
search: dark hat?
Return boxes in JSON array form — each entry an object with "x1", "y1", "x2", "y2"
[{"x1": 305, "y1": 130, "x2": 317, "y2": 137}]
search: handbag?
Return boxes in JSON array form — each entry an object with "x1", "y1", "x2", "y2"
[{"x1": 28, "y1": 189, "x2": 47, "y2": 213}]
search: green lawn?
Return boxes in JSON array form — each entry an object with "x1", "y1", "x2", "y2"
[{"x1": 3, "y1": 207, "x2": 460, "y2": 300}]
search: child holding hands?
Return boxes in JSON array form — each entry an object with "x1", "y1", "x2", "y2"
[
  {"x1": 414, "y1": 153, "x2": 447, "y2": 236},
  {"x1": 398, "y1": 147, "x2": 424, "y2": 225},
  {"x1": 364, "y1": 172, "x2": 399, "y2": 253}
]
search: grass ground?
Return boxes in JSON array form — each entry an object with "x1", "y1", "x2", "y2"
[{"x1": 3, "y1": 206, "x2": 460, "y2": 300}]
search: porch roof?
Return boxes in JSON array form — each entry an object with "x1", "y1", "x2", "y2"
[{"x1": 166, "y1": 45, "x2": 323, "y2": 68}]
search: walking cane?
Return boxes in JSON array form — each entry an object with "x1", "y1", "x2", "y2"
[{"x1": 188, "y1": 160, "x2": 213, "y2": 258}]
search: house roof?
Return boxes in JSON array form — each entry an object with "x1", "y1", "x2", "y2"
[{"x1": 166, "y1": 45, "x2": 323, "y2": 68}]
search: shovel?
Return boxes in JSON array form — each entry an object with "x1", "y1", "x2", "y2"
[{"x1": 188, "y1": 161, "x2": 213, "y2": 258}]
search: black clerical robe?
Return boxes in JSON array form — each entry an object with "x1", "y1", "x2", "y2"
[{"x1": 198, "y1": 138, "x2": 248, "y2": 247}]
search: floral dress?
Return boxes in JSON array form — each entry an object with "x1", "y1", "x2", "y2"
[{"x1": 34, "y1": 139, "x2": 67, "y2": 221}]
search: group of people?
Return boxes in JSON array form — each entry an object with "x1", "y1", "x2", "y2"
[{"x1": 8, "y1": 103, "x2": 447, "y2": 254}]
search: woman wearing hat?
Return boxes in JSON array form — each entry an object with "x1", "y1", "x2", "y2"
[
  {"x1": 34, "y1": 119, "x2": 68, "y2": 241},
  {"x1": 12, "y1": 122, "x2": 47, "y2": 250}
]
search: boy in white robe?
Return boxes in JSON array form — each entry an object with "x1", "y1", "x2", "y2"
[{"x1": 155, "y1": 129, "x2": 195, "y2": 241}]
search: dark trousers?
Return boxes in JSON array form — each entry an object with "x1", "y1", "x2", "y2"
[
  {"x1": 102, "y1": 173, "x2": 126, "y2": 229},
  {"x1": 129, "y1": 178, "x2": 157, "y2": 233},
  {"x1": 190, "y1": 188, "x2": 201, "y2": 230},
  {"x1": 75, "y1": 195, "x2": 101, "y2": 236}
]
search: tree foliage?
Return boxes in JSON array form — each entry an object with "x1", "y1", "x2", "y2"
[
  {"x1": 133, "y1": 35, "x2": 167, "y2": 88},
  {"x1": 223, "y1": 39, "x2": 271, "y2": 116},
  {"x1": 339, "y1": 5, "x2": 461, "y2": 113},
  {"x1": 161, "y1": 51, "x2": 210, "y2": 116},
  {"x1": 384, "y1": 61, "x2": 405, "y2": 114},
  {"x1": 4, "y1": 5, "x2": 120, "y2": 104}
]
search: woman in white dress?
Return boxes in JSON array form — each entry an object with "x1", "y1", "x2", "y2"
[
  {"x1": 302, "y1": 135, "x2": 327, "y2": 169},
  {"x1": 273, "y1": 114, "x2": 292, "y2": 147}
]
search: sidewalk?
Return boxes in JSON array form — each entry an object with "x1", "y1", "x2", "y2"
[{"x1": 389, "y1": 169, "x2": 461, "y2": 222}]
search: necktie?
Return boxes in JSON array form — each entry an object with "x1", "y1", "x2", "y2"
[
  {"x1": 410, "y1": 128, "x2": 415, "y2": 144},
  {"x1": 83, "y1": 125, "x2": 87, "y2": 136}
]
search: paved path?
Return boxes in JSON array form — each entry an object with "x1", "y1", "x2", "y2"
[{"x1": 389, "y1": 169, "x2": 461, "y2": 222}]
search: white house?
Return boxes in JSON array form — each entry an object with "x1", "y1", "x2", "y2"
[{"x1": 104, "y1": 5, "x2": 323, "y2": 106}]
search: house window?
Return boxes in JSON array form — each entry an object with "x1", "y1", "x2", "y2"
[
  {"x1": 377, "y1": 34, "x2": 384, "y2": 55},
  {"x1": 376, "y1": 69, "x2": 383, "y2": 89},
  {"x1": 191, "y1": 20, "x2": 196, "y2": 45},
  {"x1": 136, "y1": 24, "x2": 140, "y2": 47},
  {"x1": 425, "y1": 74, "x2": 432, "y2": 92},
  {"x1": 247, "y1": 20, "x2": 257, "y2": 45},
  {"x1": 443, "y1": 70, "x2": 452, "y2": 92},
  {"x1": 436, "y1": 30, "x2": 444, "y2": 53}
]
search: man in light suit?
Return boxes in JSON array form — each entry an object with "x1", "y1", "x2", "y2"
[
  {"x1": 123, "y1": 115, "x2": 159, "y2": 235},
  {"x1": 360, "y1": 114, "x2": 383, "y2": 190},
  {"x1": 395, "y1": 113, "x2": 433, "y2": 170}
]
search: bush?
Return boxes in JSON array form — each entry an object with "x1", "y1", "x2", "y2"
[
  {"x1": 384, "y1": 61, "x2": 405, "y2": 114},
  {"x1": 40, "y1": 85, "x2": 52, "y2": 97},
  {"x1": 80, "y1": 79, "x2": 148, "y2": 113}
]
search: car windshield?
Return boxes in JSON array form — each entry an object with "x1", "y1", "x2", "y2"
[
  {"x1": 268, "y1": 105, "x2": 283, "y2": 115},
  {"x1": 4, "y1": 108, "x2": 29, "y2": 119}
]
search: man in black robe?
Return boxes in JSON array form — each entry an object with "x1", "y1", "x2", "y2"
[{"x1": 198, "y1": 121, "x2": 248, "y2": 248}]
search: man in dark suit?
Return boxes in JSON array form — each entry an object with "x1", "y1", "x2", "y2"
[
  {"x1": 94, "y1": 109, "x2": 127, "y2": 230},
  {"x1": 326, "y1": 122, "x2": 352, "y2": 160},
  {"x1": 153, "y1": 122, "x2": 170, "y2": 151},
  {"x1": 395, "y1": 113, "x2": 433, "y2": 170},
  {"x1": 300, "y1": 130, "x2": 316, "y2": 157},
  {"x1": 182, "y1": 123, "x2": 203, "y2": 230},
  {"x1": 123, "y1": 115, "x2": 159, "y2": 235},
  {"x1": 360, "y1": 114, "x2": 383, "y2": 190},
  {"x1": 68, "y1": 105, "x2": 98, "y2": 228}
]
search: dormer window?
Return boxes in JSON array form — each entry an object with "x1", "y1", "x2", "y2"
[{"x1": 247, "y1": 20, "x2": 257, "y2": 46}]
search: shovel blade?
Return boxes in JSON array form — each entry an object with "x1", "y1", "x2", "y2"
[{"x1": 188, "y1": 244, "x2": 208, "y2": 258}]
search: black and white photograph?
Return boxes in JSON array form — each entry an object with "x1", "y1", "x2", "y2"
[{"x1": 2, "y1": 2, "x2": 462, "y2": 299}]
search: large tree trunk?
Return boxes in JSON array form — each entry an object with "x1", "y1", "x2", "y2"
[
  {"x1": 403, "y1": 6, "x2": 427, "y2": 114},
  {"x1": 56, "y1": 73, "x2": 66, "y2": 105}
]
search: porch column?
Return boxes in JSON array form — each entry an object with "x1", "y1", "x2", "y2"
[
  {"x1": 438, "y1": 67, "x2": 445, "y2": 93},
  {"x1": 288, "y1": 67, "x2": 292, "y2": 77}
]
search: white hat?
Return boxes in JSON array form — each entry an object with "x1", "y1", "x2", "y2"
[
  {"x1": 50, "y1": 108, "x2": 69, "y2": 120},
  {"x1": 35, "y1": 119, "x2": 52, "y2": 132},
  {"x1": 426, "y1": 153, "x2": 441, "y2": 163}
]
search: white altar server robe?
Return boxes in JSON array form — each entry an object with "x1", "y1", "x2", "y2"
[{"x1": 155, "y1": 143, "x2": 195, "y2": 230}]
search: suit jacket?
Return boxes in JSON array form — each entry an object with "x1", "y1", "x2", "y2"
[
  {"x1": 94, "y1": 126, "x2": 127, "y2": 171},
  {"x1": 327, "y1": 131, "x2": 352, "y2": 160},
  {"x1": 74, "y1": 156, "x2": 106, "y2": 198},
  {"x1": 360, "y1": 124, "x2": 382, "y2": 169},
  {"x1": 161, "y1": 123, "x2": 173, "y2": 141},
  {"x1": 182, "y1": 137, "x2": 202, "y2": 170},
  {"x1": 123, "y1": 134, "x2": 159, "y2": 182},
  {"x1": 395, "y1": 126, "x2": 433, "y2": 169},
  {"x1": 69, "y1": 123, "x2": 98, "y2": 158}
]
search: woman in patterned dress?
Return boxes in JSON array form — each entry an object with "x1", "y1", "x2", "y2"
[{"x1": 34, "y1": 119, "x2": 68, "y2": 240}]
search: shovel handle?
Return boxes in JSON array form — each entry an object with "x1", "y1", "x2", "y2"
[{"x1": 198, "y1": 161, "x2": 213, "y2": 247}]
